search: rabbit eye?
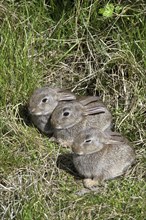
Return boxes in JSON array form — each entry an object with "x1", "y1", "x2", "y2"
[
  {"x1": 42, "y1": 98, "x2": 48, "y2": 103},
  {"x1": 85, "y1": 139, "x2": 92, "y2": 143},
  {"x1": 63, "y1": 111, "x2": 70, "y2": 117}
]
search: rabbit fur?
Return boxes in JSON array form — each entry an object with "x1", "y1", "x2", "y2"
[{"x1": 72, "y1": 128, "x2": 135, "y2": 189}]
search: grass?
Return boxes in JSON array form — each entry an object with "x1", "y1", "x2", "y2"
[{"x1": 0, "y1": 0, "x2": 146, "y2": 219}]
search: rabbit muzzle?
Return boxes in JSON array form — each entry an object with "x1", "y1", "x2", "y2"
[
  {"x1": 72, "y1": 146, "x2": 84, "y2": 155},
  {"x1": 29, "y1": 108, "x2": 37, "y2": 114},
  {"x1": 51, "y1": 123, "x2": 63, "y2": 129},
  {"x1": 29, "y1": 107, "x2": 51, "y2": 116},
  {"x1": 73, "y1": 151, "x2": 84, "y2": 156}
]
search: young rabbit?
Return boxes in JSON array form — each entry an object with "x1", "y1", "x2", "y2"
[
  {"x1": 28, "y1": 87, "x2": 76, "y2": 135},
  {"x1": 72, "y1": 128, "x2": 135, "y2": 190},
  {"x1": 51, "y1": 96, "x2": 112, "y2": 146}
]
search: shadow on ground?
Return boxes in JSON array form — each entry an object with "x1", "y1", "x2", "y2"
[
  {"x1": 18, "y1": 104, "x2": 32, "y2": 126},
  {"x1": 56, "y1": 153, "x2": 82, "y2": 180}
]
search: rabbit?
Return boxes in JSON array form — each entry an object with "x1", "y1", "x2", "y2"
[
  {"x1": 28, "y1": 87, "x2": 76, "y2": 135},
  {"x1": 51, "y1": 96, "x2": 112, "y2": 146},
  {"x1": 72, "y1": 128, "x2": 135, "y2": 190}
]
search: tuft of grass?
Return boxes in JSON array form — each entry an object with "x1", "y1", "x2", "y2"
[{"x1": 0, "y1": 0, "x2": 146, "y2": 219}]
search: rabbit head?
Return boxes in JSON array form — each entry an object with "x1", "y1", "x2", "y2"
[
  {"x1": 51, "y1": 96, "x2": 107, "y2": 129},
  {"x1": 72, "y1": 128, "x2": 125, "y2": 155},
  {"x1": 28, "y1": 87, "x2": 76, "y2": 117}
]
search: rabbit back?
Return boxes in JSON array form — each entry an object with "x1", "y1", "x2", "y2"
[{"x1": 83, "y1": 98, "x2": 112, "y2": 131}]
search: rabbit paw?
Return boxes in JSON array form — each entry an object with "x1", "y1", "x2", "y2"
[{"x1": 83, "y1": 178, "x2": 99, "y2": 189}]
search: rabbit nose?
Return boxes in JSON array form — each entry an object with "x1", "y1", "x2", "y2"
[{"x1": 30, "y1": 108, "x2": 36, "y2": 113}]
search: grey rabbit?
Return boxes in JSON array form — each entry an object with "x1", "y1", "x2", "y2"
[
  {"x1": 72, "y1": 128, "x2": 135, "y2": 190},
  {"x1": 51, "y1": 96, "x2": 112, "y2": 146},
  {"x1": 28, "y1": 87, "x2": 76, "y2": 135}
]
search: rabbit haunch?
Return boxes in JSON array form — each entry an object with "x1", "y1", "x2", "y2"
[
  {"x1": 51, "y1": 96, "x2": 112, "y2": 146},
  {"x1": 28, "y1": 87, "x2": 76, "y2": 134},
  {"x1": 72, "y1": 128, "x2": 135, "y2": 189}
]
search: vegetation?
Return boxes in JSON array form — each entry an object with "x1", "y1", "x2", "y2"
[{"x1": 0, "y1": 0, "x2": 146, "y2": 219}]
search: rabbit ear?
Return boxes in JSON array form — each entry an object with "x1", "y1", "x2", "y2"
[
  {"x1": 83, "y1": 105, "x2": 106, "y2": 116},
  {"x1": 104, "y1": 132, "x2": 125, "y2": 144},
  {"x1": 79, "y1": 96, "x2": 101, "y2": 106},
  {"x1": 57, "y1": 90, "x2": 76, "y2": 101}
]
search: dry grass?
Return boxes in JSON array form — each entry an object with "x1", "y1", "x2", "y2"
[{"x1": 0, "y1": 0, "x2": 146, "y2": 219}]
